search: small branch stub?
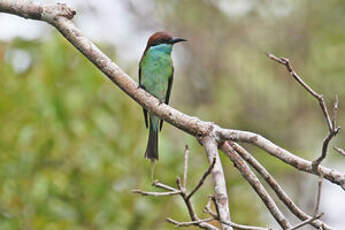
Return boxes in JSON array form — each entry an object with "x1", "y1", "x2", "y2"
[
  {"x1": 334, "y1": 146, "x2": 345, "y2": 157},
  {"x1": 41, "y1": 3, "x2": 76, "y2": 24}
]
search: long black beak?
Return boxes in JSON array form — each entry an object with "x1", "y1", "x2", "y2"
[{"x1": 169, "y1": 37, "x2": 187, "y2": 44}]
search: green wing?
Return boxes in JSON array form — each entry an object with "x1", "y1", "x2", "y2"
[
  {"x1": 139, "y1": 65, "x2": 148, "y2": 129},
  {"x1": 160, "y1": 67, "x2": 174, "y2": 130}
]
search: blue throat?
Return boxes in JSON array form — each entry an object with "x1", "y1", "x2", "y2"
[{"x1": 148, "y1": 44, "x2": 173, "y2": 55}]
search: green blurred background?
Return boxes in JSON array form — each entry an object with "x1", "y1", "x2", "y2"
[{"x1": 0, "y1": 0, "x2": 345, "y2": 229}]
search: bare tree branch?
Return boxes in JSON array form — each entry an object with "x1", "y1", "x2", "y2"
[
  {"x1": 0, "y1": 2, "x2": 344, "y2": 229},
  {"x1": 229, "y1": 142, "x2": 332, "y2": 230},
  {"x1": 221, "y1": 142, "x2": 292, "y2": 229},
  {"x1": 218, "y1": 128, "x2": 345, "y2": 190},
  {"x1": 202, "y1": 136, "x2": 233, "y2": 230}
]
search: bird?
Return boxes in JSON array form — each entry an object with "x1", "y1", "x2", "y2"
[{"x1": 139, "y1": 32, "x2": 187, "y2": 162}]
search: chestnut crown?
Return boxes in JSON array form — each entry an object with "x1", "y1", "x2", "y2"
[{"x1": 146, "y1": 32, "x2": 187, "y2": 48}]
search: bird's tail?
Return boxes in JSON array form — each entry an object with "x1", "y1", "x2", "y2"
[{"x1": 145, "y1": 116, "x2": 159, "y2": 161}]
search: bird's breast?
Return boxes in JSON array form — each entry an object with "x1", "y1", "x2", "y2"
[{"x1": 140, "y1": 49, "x2": 173, "y2": 100}]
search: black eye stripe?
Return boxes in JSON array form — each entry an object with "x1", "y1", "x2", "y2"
[{"x1": 151, "y1": 38, "x2": 170, "y2": 46}]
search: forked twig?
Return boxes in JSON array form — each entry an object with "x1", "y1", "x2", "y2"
[
  {"x1": 267, "y1": 53, "x2": 340, "y2": 174},
  {"x1": 133, "y1": 147, "x2": 219, "y2": 230},
  {"x1": 267, "y1": 53, "x2": 333, "y2": 131},
  {"x1": 289, "y1": 213, "x2": 324, "y2": 230},
  {"x1": 312, "y1": 129, "x2": 340, "y2": 174},
  {"x1": 187, "y1": 158, "x2": 216, "y2": 200}
]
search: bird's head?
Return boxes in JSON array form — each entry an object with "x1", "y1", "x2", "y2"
[{"x1": 145, "y1": 32, "x2": 187, "y2": 50}]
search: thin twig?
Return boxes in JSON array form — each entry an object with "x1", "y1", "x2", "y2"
[
  {"x1": 183, "y1": 145, "x2": 190, "y2": 190},
  {"x1": 334, "y1": 146, "x2": 345, "y2": 157},
  {"x1": 153, "y1": 180, "x2": 179, "y2": 192},
  {"x1": 202, "y1": 136, "x2": 233, "y2": 230},
  {"x1": 218, "y1": 128, "x2": 345, "y2": 190},
  {"x1": 131, "y1": 189, "x2": 181, "y2": 196},
  {"x1": 289, "y1": 213, "x2": 324, "y2": 230},
  {"x1": 176, "y1": 177, "x2": 183, "y2": 191},
  {"x1": 313, "y1": 175, "x2": 324, "y2": 217},
  {"x1": 176, "y1": 159, "x2": 218, "y2": 228},
  {"x1": 230, "y1": 142, "x2": 332, "y2": 230},
  {"x1": 267, "y1": 53, "x2": 333, "y2": 131},
  {"x1": 205, "y1": 196, "x2": 216, "y2": 215},
  {"x1": 176, "y1": 176, "x2": 199, "y2": 223},
  {"x1": 210, "y1": 196, "x2": 221, "y2": 222},
  {"x1": 166, "y1": 217, "x2": 214, "y2": 228},
  {"x1": 174, "y1": 177, "x2": 218, "y2": 229},
  {"x1": 332, "y1": 95, "x2": 339, "y2": 129},
  {"x1": 267, "y1": 53, "x2": 341, "y2": 176},
  {"x1": 187, "y1": 157, "x2": 216, "y2": 200},
  {"x1": 312, "y1": 129, "x2": 340, "y2": 174},
  {"x1": 134, "y1": 148, "x2": 219, "y2": 230}
]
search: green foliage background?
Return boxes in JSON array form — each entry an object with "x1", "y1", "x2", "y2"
[{"x1": 0, "y1": 0, "x2": 345, "y2": 229}]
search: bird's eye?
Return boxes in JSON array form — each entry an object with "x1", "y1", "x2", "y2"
[
  {"x1": 153, "y1": 39, "x2": 165, "y2": 46},
  {"x1": 151, "y1": 38, "x2": 170, "y2": 47}
]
